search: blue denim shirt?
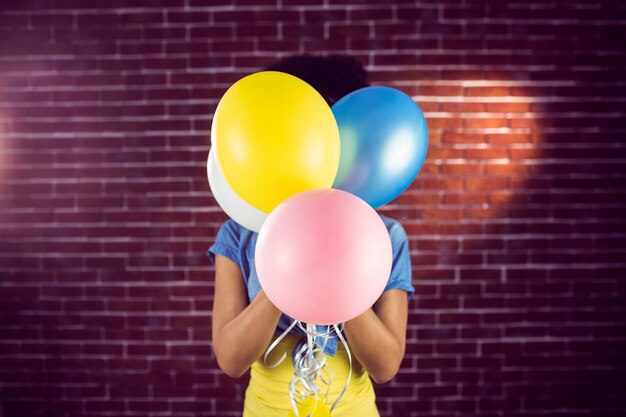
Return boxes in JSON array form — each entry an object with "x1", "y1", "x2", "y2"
[{"x1": 207, "y1": 214, "x2": 414, "y2": 356}]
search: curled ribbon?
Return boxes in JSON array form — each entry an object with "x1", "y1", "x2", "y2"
[{"x1": 263, "y1": 320, "x2": 352, "y2": 417}]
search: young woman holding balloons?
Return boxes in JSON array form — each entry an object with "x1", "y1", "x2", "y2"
[{"x1": 207, "y1": 55, "x2": 428, "y2": 417}]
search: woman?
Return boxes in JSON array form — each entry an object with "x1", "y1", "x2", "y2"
[{"x1": 208, "y1": 54, "x2": 414, "y2": 417}]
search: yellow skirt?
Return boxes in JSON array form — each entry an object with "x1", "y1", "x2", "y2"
[{"x1": 243, "y1": 334, "x2": 380, "y2": 417}]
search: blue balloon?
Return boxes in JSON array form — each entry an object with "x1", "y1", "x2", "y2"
[{"x1": 331, "y1": 86, "x2": 428, "y2": 208}]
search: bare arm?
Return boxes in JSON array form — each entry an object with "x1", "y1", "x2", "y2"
[
  {"x1": 211, "y1": 254, "x2": 282, "y2": 378},
  {"x1": 342, "y1": 289, "x2": 409, "y2": 384}
]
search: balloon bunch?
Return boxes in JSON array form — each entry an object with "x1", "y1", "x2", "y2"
[{"x1": 208, "y1": 71, "x2": 428, "y2": 416}]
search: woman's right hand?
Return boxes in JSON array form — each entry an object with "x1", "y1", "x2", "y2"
[{"x1": 211, "y1": 254, "x2": 282, "y2": 378}]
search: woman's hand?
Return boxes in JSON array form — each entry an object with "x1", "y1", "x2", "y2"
[
  {"x1": 342, "y1": 289, "x2": 409, "y2": 384},
  {"x1": 211, "y1": 254, "x2": 283, "y2": 378}
]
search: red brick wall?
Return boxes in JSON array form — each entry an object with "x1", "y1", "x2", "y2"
[{"x1": 1, "y1": 1, "x2": 625, "y2": 416}]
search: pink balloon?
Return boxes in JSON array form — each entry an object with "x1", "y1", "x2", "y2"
[{"x1": 255, "y1": 189, "x2": 392, "y2": 325}]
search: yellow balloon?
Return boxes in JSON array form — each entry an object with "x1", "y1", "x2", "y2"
[
  {"x1": 212, "y1": 71, "x2": 340, "y2": 213},
  {"x1": 286, "y1": 396, "x2": 332, "y2": 417}
]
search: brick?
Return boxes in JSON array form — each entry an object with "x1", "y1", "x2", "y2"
[
  {"x1": 417, "y1": 384, "x2": 458, "y2": 397},
  {"x1": 442, "y1": 191, "x2": 487, "y2": 204},
  {"x1": 460, "y1": 268, "x2": 501, "y2": 280},
  {"x1": 441, "y1": 162, "x2": 484, "y2": 175},
  {"x1": 465, "y1": 116, "x2": 508, "y2": 129},
  {"x1": 465, "y1": 177, "x2": 508, "y2": 190},
  {"x1": 465, "y1": 86, "x2": 510, "y2": 97}
]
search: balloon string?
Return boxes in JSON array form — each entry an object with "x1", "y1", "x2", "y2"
[
  {"x1": 263, "y1": 318, "x2": 299, "y2": 368},
  {"x1": 262, "y1": 320, "x2": 351, "y2": 417},
  {"x1": 289, "y1": 323, "x2": 326, "y2": 417},
  {"x1": 330, "y1": 324, "x2": 352, "y2": 413}
]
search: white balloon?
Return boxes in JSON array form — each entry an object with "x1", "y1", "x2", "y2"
[{"x1": 207, "y1": 149, "x2": 268, "y2": 232}]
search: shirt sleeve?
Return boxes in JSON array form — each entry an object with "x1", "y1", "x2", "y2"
[
  {"x1": 207, "y1": 220, "x2": 241, "y2": 266},
  {"x1": 384, "y1": 221, "x2": 415, "y2": 303}
]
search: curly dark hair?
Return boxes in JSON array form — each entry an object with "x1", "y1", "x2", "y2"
[{"x1": 264, "y1": 54, "x2": 369, "y2": 106}]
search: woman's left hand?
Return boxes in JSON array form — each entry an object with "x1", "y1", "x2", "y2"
[{"x1": 342, "y1": 289, "x2": 409, "y2": 384}]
